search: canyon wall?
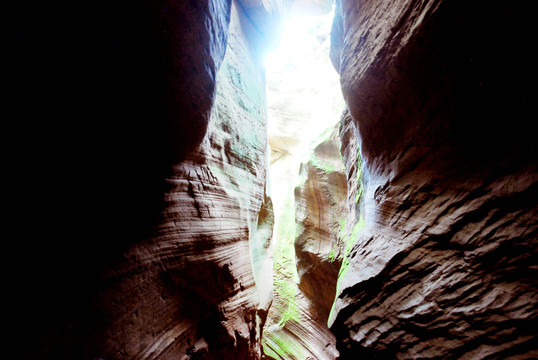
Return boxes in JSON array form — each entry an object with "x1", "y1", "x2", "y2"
[
  {"x1": 10, "y1": 1, "x2": 280, "y2": 358},
  {"x1": 84, "y1": 4, "x2": 274, "y2": 359},
  {"x1": 330, "y1": 0, "x2": 537, "y2": 358},
  {"x1": 11, "y1": 0, "x2": 537, "y2": 358},
  {"x1": 263, "y1": 127, "x2": 346, "y2": 360}
]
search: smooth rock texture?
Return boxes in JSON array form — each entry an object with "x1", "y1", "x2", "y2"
[
  {"x1": 295, "y1": 132, "x2": 349, "y2": 315},
  {"x1": 11, "y1": 0, "x2": 537, "y2": 358},
  {"x1": 329, "y1": 0, "x2": 537, "y2": 358},
  {"x1": 10, "y1": 0, "x2": 340, "y2": 358}
]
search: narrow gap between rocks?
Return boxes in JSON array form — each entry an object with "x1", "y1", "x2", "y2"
[{"x1": 261, "y1": 6, "x2": 348, "y2": 359}]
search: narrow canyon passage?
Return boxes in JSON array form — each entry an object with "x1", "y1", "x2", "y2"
[
  {"x1": 262, "y1": 9, "x2": 347, "y2": 359},
  {"x1": 9, "y1": 0, "x2": 537, "y2": 359}
]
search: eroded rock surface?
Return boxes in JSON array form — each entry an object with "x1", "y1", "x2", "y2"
[
  {"x1": 294, "y1": 132, "x2": 349, "y2": 358},
  {"x1": 87, "y1": 5, "x2": 274, "y2": 358},
  {"x1": 330, "y1": 0, "x2": 538, "y2": 358},
  {"x1": 263, "y1": 128, "x2": 347, "y2": 360},
  {"x1": 10, "y1": 1, "x2": 276, "y2": 359},
  {"x1": 295, "y1": 132, "x2": 348, "y2": 321},
  {"x1": 12, "y1": 0, "x2": 537, "y2": 358}
]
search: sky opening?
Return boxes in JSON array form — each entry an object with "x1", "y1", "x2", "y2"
[
  {"x1": 263, "y1": 5, "x2": 344, "y2": 236},
  {"x1": 264, "y1": 6, "x2": 343, "y2": 168}
]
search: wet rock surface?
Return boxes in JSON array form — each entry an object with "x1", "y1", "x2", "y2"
[{"x1": 330, "y1": 0, "x2": 538, "y2": 358}]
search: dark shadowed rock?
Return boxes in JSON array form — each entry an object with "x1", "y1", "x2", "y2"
[
  {"x1": 9, "y1": 0, "x2": 537, "y2": 358},
  {"x1": 9, "y1": 1, "x2": 277, "y2": 359},
  {"x1": 329, "y1": 0, "x2": 538, "y2": 358}
]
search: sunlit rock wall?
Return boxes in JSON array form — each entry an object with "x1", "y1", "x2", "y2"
[
  {"x1": 264, "y1": 127, "x2": 347, "y2": 360},
  {"x1": 262, "y1": 7, "x2": 346, "y2": 359},
  {"x1": 294, "y1": 130, "x2": 349, "y2": 358},
  {"x1": 10, "y1": 1, "x2": 277, "y2": 359},
  {"x1": 295, "y1": 130, "x2": 349, "y2": 322},
  {"x1": 330, "y1": 0, "x2": 537, "y2": 358}
]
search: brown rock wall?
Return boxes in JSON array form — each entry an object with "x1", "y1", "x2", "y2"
[
  {"x1": 294, "y1": 134, "x2": 349, "y2": 359},
  {"x1": 330, "y1": 0, "x2": 538, "y2": 358},
  {"x1": 92, "y1": 3, "x2": 274, "y2": 358},
  {"x1": 263, "y1": 130, "x2": 347, "y2": 360},
  {"x1": 294, "y1": 131, "x2": 348, "y2": 321},
  {"x1": 10, "y1": 1, "x2": 276, "y2": 359}
]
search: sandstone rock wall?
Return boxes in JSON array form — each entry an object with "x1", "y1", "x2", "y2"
[
  {"x1": 86, "y1": 4, "x2": 273, "y2": 358},
  {"x1": 12, "y1": 0, "x2": 537, "y2": 358},
  {"x1": 10, "y1": 1, "x2": 278, "y2": 359},
  {"x1": 329, "y1": 0, "x2": 538, "y2": 358},
  {"x1": 263, "y1": 128, "x2": 347, "y2": 360},
  {"x1": 294, "y1": 131, "x2": 349, "y2": 358}
]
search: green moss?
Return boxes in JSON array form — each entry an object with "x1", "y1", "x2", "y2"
[
  {"x1": 328, "y1": 215, "x2": 366, "y2": 326},
  {"x1": 272, "y1": 190, "x2": 300, "y2": 327},
  {"x1": 339, "y1": 217, "x2": 347, "y2": 233},
  {"x1": 339, "y1": 216, "x2": 365, "y2": 277},
  {"x1": 263, "y1": 331, "x2": 306, "y2": 359},
  {"x1": 263, "y1": 187, "x2": 304, "y2": 359},
  {"x1": 326, "y1": 248, "x2": 336, "y2": 262},
  {"x1": 263, "y1": 344, "x2": 281, "y2": 360},
  {"x1": 337, "y1": 147, "x2": 365, "y2": 276},
  {"x1": 309, "y1": 153, "x2": 335, "y2": 173}
]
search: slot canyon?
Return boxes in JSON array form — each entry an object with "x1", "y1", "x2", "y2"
[{"x1": 9, "y1": 0, "x2": 537, "y2": 359}]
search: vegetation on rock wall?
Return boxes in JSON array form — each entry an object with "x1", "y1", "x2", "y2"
[{"x1": 262, "y1": 187, "x2": 304, "y2": 359}]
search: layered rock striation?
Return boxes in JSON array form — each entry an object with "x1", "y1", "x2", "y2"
[
  {"x1": 329, "y1": 0, "x2": 538, "y2": 358},
  {"x1": 85, "y1": 4, "x2": 274, "y2": 358},
  {"x1": 263, "y1": 127, "x2": 347, "y2": 360},
  {"x1": 11, "y1": 0, "x2": 538, "y2": 358},
  {"x1": 294, "y1": 132, "x2": 349, "y2": 358},
  {"x1": 10, "y1": 1, "x2": 280, "y2": 359}
]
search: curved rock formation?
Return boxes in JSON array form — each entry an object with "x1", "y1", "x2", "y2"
[
  {"x1": 11, "y1": 0, "x2": 537, "y2": 358},
  {"x1": 263, "y1": 128, "x2": 347, "y2": 360},
  {"x1": 84, "y1": 5, "x2": 274, "y2": 358},
  {"x1": 294, "y1": 133, "x2": 349, "y2": 357},
  {"x1": 295, "y1": 133, "x2": 349, "y2": 321},
  {"x1": 10, "y1": 1, "x2": 279, "y2": 359},
  {"x1": 329, "y1": 0, "x2": 538, "y2": 358}
]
